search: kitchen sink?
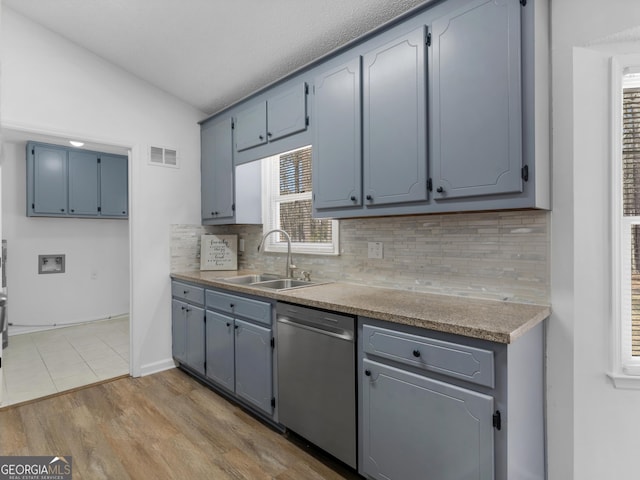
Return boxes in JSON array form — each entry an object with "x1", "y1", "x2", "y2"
[
  {"x1": 221, "y1": 273, "x2": 283, "y2": 285},
  {"x1": 251, "y1": 279, "x2": 319, "y2": 290},
  {"x1": 221, "y1": 273, "x2": 326, "y2": 291}
]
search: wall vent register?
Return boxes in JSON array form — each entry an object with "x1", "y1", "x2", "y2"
[{"x1": 149, "y1": 146, "x2": 178, "y2": 167}]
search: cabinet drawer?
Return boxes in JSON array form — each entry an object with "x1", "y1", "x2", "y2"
[
  {"x1": 171, "y1": 281, "x2": 204, "y2": 305},
  {"x1": 362, "y1": 324, "x2": 494, "y2": 388},
  {"x1": 206, "y1": 289, "x2": 272, "y2": 326}
]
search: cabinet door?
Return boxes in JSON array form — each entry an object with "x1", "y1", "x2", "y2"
[
  {"x1": 99, "y1": 154, "x2": 128, "y2": 216},
  {"x1": 362, "y1": 359, "x2": 494, "y2": 480},
  {"x1": 68, "y1": 150, "x2": 99, "y2": 215},
  {"x1": 32, "y1": 144, "x2": 68, "y2": 215},
  {"x1": 267, "y1": 83, "x2": 307, "y2": 142},
  {"x1": 201, "y1": 117, "x2": 234, "y2": 222},
  {"x1": 205, "y1": 310, "x2": 235, "y2": 391},
  {"x1": 431, "y1": 0, "x2": 522, "y2": 199},
  {"x1": 363, "y1": 26, "x2": 428, "y2": 206},
  {"x1": 313, "y1": 58, "x2": 362, "y2": 209},
  {"x1": 235, "y1": 102, "x2": 268, "y2": 151},
  {"x1": 185, "y1": 305, "x2": 205, "y2": 375},
  {"x1": 172, "y1": 300, "x2": 187, "y2": 365},
  {"x1": 234, "y1": 319, "x2": 273, "y2": 415}
]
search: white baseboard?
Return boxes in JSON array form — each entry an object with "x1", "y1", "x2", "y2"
[{"x1": 137, "y1": 358, "x2": 176, "y2": 377}]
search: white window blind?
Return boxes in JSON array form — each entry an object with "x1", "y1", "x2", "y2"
[{"x1": 262, "y1": 146, "x2": 339, "y2": 255}]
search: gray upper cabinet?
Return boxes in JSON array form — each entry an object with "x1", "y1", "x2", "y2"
[
  {"x1": 202, "y1": 0, "x2": 549, "y2": 218},
  {"x1": 267, "y1": 83, "x2": 308, "y2": 142},
  {"x1": 27, "y1": 142, "x2": 128, "y2": 218},
  {"x1": 431, "y1": 0, "x2": 523, "y2": 200},
  {"x1": 234, "y1": 83, "x2": 308, "y2": 153},
  {"x1": 363, "y1": 26, "x2": 428, "y2": 207},
  {"x1": 31, "y1": 143, "x2": 68, "y2": 215},
  {"x1": 100, "y1": 154, "x2": 128, "y2": 216},
  {"x1": 313, "y1": 57, "x2": 363, "y2": 210},
  {"x1": 201, "y1": 116, "x2": 234, "y2": 223},
  {"x1": 235, "y1": 102, "x2": 268, "y2": 152},
  {"x1": 68, "y1": 150, "x2": 99, "y2": 215}
]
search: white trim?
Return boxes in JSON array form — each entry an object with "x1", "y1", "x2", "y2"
[
  {"x1": 138, "y1": 359, "x2": 177, "y2": 377},
  {"x1": 261, "y1": 146, "x2": 339, "y2": 256},
  {"x1": 610, "y1": 54, "x2": 640, "y2": 388}
]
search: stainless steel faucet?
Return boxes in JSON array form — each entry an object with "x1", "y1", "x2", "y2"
[{"x1": 258, "y1": 229, "x2": 296, "y2": 278}]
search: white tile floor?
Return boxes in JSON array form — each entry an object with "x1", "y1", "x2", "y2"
[{"x1": 1, "y1": 315, "x2": 129, "y2": 407}]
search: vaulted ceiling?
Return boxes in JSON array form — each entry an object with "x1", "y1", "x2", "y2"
[{"x1": 4, "y1": 0, "x2": 428, "y2": 115}]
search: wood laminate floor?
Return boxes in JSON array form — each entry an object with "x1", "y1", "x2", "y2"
[{"x1": 0, "y1": 368, "x2": 360, "y2": 480}]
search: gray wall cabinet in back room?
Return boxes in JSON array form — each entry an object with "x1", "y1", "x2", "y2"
[{"x1": 27, "y1": 141, "x2": 128, "y2": 218}]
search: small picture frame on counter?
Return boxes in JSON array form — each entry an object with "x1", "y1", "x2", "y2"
[{"x1": 200, "y1": 234, "x2": 238, "y2": 271}]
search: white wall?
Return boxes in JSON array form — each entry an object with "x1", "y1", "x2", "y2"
[
  {"x1": 0, "y1": 8, "x2": 204, "y2": 376},
  {"x1": 550, "y1": 1, "x2": 640, "y2": 479},
  {"x1": 1, "y1": 140, "x2": 129, "y2": 334}
]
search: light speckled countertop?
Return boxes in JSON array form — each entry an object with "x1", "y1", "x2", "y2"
[{"x1": 171, "y1": 270, "x2": 550, "y2": 344}]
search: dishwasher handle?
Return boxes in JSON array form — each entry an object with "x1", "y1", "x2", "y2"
[{"x1": 277, "y1": 316, "x2": 354, "y2": 342}]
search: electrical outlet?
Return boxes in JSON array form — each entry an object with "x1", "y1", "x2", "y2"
[{"x1": 368, "y1": 242, "x2": 383, "y2": 259}]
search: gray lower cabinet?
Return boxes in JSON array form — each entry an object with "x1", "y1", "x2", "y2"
[
  {"x1": 171, "y1": 299, "x2": 205, "y2": 375},
  {"x1": 204, "y1": 310, "x2": 235, "y2": 391},
  {"x1": 234, "y1": 319, "x2": 273, "y2": 413},
  {"x1": 360, "y1": 317, "x2": 545, "y2": 480},
  {"x1": 204, "y1": 310, "x2": 273, "y2": 414},
  {"x1": 362, "y1": 358, "x2": 494, "y2": 480},
  {"x1": 171, "y1": 281, "x2": 206, "y2": 375},
  {"x1": 430, "y1": 0, "x2": 523, "y2": 200},
  {"x1": 204, "y1": 288, "x2": 275, "y2": 417}
]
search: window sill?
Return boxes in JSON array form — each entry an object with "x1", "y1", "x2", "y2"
[{"x1": 607, "y1": 371, "x2": 640, "y2": 389}]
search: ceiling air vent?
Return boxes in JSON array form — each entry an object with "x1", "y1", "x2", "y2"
[{"x1": 149, "y1": 145, "x2": 179, "y2": 168}]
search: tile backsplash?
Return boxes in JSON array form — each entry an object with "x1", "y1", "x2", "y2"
[{"x1": 171, "y1": 210, "x2": 550, "y2": 304}]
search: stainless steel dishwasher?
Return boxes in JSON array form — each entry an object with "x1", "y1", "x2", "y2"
[{"x1": 276, "y1": 302, "x2": 356, "y2": 469}]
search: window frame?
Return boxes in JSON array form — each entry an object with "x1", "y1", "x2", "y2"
[
  {"x1": 261, "y1": 146, "x2": 339, "y2": 256},
  {"x1": 610, "y1": 54, "x2": 640, "y2": 388}
]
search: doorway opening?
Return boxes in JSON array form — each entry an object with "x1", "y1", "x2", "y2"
[{"x1": 0, "y1": 129, "x2": 132, "y2": 407}]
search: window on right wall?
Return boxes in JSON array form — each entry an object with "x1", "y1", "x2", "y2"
[{"x1": 611, "y1": 55, "x2": 640, "y2": 387}]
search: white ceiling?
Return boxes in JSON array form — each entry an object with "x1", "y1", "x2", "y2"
[{"x1": 4, "y1": 0, "x2": 428, "y2": 116}]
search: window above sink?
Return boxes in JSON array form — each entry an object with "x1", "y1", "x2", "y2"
[{"x1": 261, "y1": 145, "x2": 339, "y2": 256}]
